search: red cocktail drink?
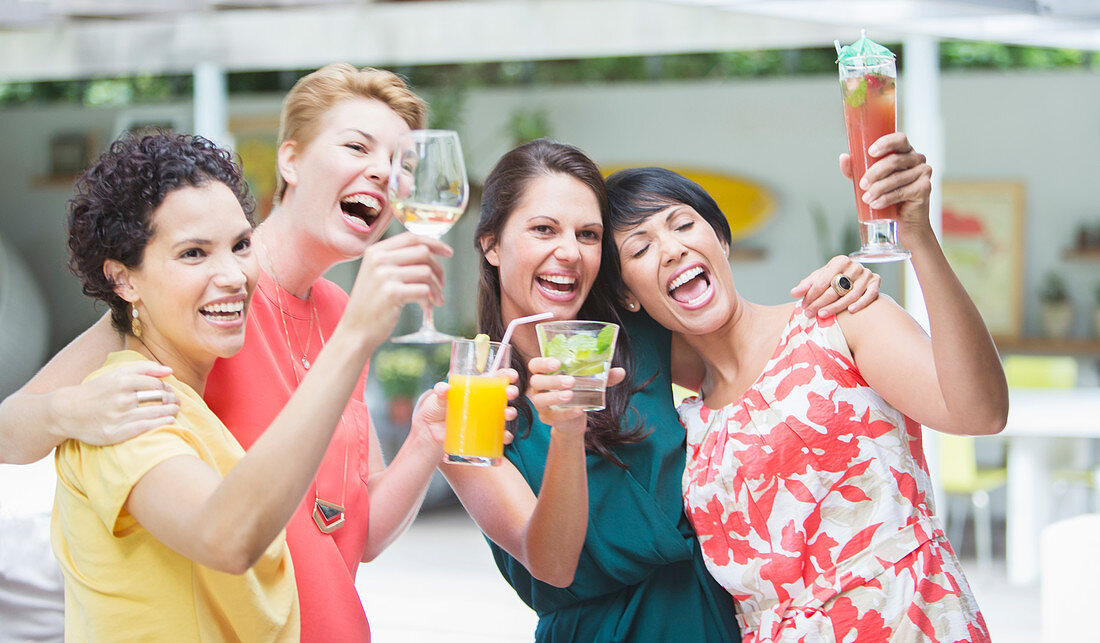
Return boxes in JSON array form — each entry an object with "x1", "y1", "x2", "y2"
[
  {"x1": 842, "y1": 67, "x2": 897, "y2": 223},
  {"x1": 837, "y1": 36, "x2": 909, "y2": 263}
]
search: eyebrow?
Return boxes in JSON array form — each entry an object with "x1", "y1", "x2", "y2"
[
  {"x1": 171, "y1": 227, "x2": 251, "y2": 249},
  {"x1": 528, "y1": 214, "x2": 602, "y2": 227},
  {"x1": 342, "y1": 129, "x2": 377, "y2": 143},
  {"x1": 617, "y1": 206, "x2": 685, "y2": 247}
]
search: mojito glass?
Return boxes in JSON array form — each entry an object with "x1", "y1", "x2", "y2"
[{"x1": 536, "y1": 321, "x2": 619, "y2": 411}]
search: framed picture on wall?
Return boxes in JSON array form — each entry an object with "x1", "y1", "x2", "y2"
[
  {"x1": 940, "y1": 180, "x2": 1026, "y2": 341},
  {"x1": 229, "y1": 115, "x2": 280, "y2": 220}
]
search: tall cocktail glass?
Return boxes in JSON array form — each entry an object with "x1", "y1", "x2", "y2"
[
  {"x1": 444, "y1": 338, "x2": 510, "y2": 466},
  {"x1": 535, "y1": 321, "x2": 619, "y2": 411},
  {"x1": 837, "y1": 35, "x2": 909, "y2": 263}
]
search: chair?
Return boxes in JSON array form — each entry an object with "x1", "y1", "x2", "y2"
[
  {"x1": 1003, "y1": 355, "x2": 1092, "y2": 518},
  {"x1": 938, "y1": 355, "x2": 1079, "y2": 571},
  {"x1": 939, "y1": 433, "x2": 1007, "y2": 571}
]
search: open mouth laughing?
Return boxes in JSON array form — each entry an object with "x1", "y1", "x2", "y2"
[
  {"x1": 340, "y1": 193, "x2": 383, "y2": 231},
  {"x1": 667, "y1": 264, "x2": 714, "y2": 309},
  {"x1": 536, "y1": 273, "x2": 578, "y2": 301},
  {"x1": 199, "y1": 299, "x2": 246, "y2": 324}
]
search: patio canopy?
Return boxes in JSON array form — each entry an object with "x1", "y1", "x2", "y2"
[{"x1": 0, "y1": 0, "x2": 1097, "y2": 83}]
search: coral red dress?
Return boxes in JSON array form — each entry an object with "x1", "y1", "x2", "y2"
[{"x1": 680, "y1": 308, "x2": 989, "y2": 643}]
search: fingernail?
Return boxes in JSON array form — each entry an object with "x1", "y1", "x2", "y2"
[
  {"x1": 859, "y1": 178, "x2": 869, "y2": 190},
  {"x1": 861, "y1": 192, "x2": 871, "y2": 203}
]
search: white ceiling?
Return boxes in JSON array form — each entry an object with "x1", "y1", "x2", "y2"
[{"x1": 0, "y1": 0, "x2": 1097, "y2": 82}]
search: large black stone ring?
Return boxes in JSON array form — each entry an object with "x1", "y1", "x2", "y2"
[{"x1": 831, "y1": 274, "x2": 853, "y2": 298}]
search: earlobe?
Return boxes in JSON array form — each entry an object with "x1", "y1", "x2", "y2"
[
  {"x1": 621, "y1": 291, "x2": 640, "y2": 312},
  {"x1": 103, "y1": 259, "x2": 138, "y2": 304},
  {"x1": 277, "y1": 140, "x2": 299, "y2": 189},
  {"x1": 480, "y1": 235, "x2": 500, "y2": 267}
]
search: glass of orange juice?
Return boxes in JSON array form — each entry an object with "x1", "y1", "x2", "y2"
[{"x1": 444, "y1": 337, "x2": 510, "y2": 466}]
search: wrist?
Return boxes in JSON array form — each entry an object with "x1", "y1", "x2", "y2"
[
  {"x1": 549, "y1": 424, "x2": 586, "y2": 443},
  {"x1": 46, "y1": 387, "x2": 77, "y2": 442}
]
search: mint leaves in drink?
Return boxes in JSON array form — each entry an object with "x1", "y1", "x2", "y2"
[{"x1": 539, "y1": 323, "x2": 617, "y2": 377}]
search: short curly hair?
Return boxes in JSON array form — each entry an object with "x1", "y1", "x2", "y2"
[{"x1": 67, "y1": 133, "x2": 255, "y2": 334}]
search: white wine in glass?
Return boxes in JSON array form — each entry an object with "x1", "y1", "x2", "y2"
[{"x1": 387, "y1": 130, "x2": 469, "y2": 344}]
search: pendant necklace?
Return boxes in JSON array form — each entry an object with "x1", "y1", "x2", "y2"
[{"x1": 259, "y1": 235, "x2": 349, "y2": 534}]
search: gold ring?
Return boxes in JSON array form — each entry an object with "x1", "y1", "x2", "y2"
[
  {"x1": 136, "y1": 389, "x2": 163, "y2": 406},
  {"x1": 831, "y1": 274, "x2": 853, "y2": 298}
]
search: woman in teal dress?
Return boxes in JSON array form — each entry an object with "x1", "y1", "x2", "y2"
[{"x1": 421, "y1": 139, "x2": 876, "y2": 641}]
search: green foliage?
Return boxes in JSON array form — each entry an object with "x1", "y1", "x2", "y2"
[
  {"x1": 941, "y1": 42, "x2": 1088, "y2": 70},
  {"x1": 1, "y1": 42, "x2": 1092, "y2": 108},
  {"x1": 508, "y1": 108, "x2": 551, "y2": 146},
  {"x1": 374, "y1": 348, "x2": 429, "y2": 399},
  {"x1": 809, "y1": 203, "x2": 860, "y2": 263},
  {"x1": 1039, "y1": 272, "x2": 1069, "y2": 304}
]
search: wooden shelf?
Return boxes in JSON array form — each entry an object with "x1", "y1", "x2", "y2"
[
  {"x1": 31, "y1": 174, "x2": 81, "y2": 190},
  {"x1": 1063, "y1": 248, "x2": 1100, "y2": 261},
  {"x1": 728, "y1": 245, "x2": 766, "y2": 262},
  {"x1": 996, "y1": 337, "x2": 1100, "y2": 356}
]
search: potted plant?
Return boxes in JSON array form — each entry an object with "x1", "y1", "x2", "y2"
[
  {"x1": 1038, "y1": 272, "x2": 1073, "y2": 339},
  {"x1": 374, "y1": 348, "x2": 429, "y2": 426}
]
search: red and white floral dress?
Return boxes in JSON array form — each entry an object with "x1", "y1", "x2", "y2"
[{"x1": 680, "y1": 308, "x2": 989, "y2": 643}]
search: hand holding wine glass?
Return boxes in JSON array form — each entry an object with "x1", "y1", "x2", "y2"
[{"x1": 387, "y1": 130, "x2": 469, "y2": 343}]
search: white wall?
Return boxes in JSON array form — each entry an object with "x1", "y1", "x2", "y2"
[{"x1": 0, "y1": 69, "x2": 1096, "y2": 367}]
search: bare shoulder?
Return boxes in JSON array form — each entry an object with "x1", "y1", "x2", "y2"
[{"x1": 835, "y1": 294, "x2": 926, "y2": 354}]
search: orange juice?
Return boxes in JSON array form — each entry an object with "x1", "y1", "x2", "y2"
[{"x1": 445, "y1": 373, "x2": 508, "y2": 466}]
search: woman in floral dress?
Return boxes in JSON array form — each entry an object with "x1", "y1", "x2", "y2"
[{"x1": 605, "y1": 132, "x2": 1008, "y2": 642}]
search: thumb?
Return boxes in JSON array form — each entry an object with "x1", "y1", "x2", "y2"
[
  {"x1": 607, "y1": 367, "x2": 627, "y2": 388},
  {"x1": 838, "y1": 153, "x2": 853, "y2": 180}
]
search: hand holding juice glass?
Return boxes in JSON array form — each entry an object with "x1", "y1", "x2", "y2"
[
  {"x1": 837, "y1": 32, "x2": 910, "y2": 263},
  {"x1": 444, "y1": 336, "x2": 510, "y2": 466}
]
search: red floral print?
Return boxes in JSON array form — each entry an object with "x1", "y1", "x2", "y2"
[{"x1": 681, "y1": 309, "x2": 989, "y2": 642}]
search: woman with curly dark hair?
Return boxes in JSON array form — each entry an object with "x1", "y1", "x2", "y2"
[
  {"x1": 53, "y1": 132, "x2": 327, "y2": 638},
  {"x1": 2, "y1": 65, "x2": 452, "y2": 639}
]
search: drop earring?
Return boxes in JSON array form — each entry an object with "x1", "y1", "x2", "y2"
[{"x1": 131, "y1": 306, "x2": 142, "y2": 338}]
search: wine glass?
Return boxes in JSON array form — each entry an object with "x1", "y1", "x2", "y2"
[{"x1": 387, "y1": 129, "x2": 469, "y2": 343}]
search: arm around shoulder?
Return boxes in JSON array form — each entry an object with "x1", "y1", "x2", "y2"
[{"x1": 0, "y1": 315, "x2": 174, "y2": 464}]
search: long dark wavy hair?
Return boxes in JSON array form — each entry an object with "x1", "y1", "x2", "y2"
[{"x1": 475, "y1": 139, "x2": 647, "y2": 467}]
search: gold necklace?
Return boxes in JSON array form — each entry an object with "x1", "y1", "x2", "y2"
[{"x1": 258, "y1": 234, "x2": 349, "y2": 534}]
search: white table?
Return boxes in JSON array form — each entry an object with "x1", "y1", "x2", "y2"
[{"x1": 1002, "y1": 388, "x2": 1100, "y2": 586}]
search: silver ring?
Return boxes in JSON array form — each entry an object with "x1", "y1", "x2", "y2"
[
  {"x1": 831, "y1": 274, "x2": 853, "y2": 298},
  {"x1": 136, "y1": 389, "x2": 163, "y2": 406}
]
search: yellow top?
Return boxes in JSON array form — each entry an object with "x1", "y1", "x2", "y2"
[{"x1": 51, "y1": 351, "x2": 299, "y2": 642}]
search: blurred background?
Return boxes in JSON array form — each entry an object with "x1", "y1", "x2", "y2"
[{"x1": 2, "y1": 1, "x2": 1099, "y2": 641}]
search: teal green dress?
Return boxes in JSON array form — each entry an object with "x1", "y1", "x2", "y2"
[{"x1": 488, "y1": 313, "x2": 740, "y2": 642}]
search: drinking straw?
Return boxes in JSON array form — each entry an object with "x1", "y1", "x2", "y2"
[{"x1": 491, "y1": 311, "x2": 554, "y2": 372}]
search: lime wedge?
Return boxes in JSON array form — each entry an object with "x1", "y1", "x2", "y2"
[
  {"x1": 474, "y1": 333, "x2": 491, "y2": 371},
  {"x1": 568, "y1": 362, "x2": 607, "y2": 377}
]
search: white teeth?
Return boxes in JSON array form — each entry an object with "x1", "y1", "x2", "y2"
[
  {"x1": 201, "y1": 301, "x2": 244, "y2": 315},
  {"x1": 341, "y1": 194, "x2": 381, "y2": 212},
  {"x1": 540, "y1": 274, "x2": 576, "y2": 285},
  {"x1": 668, "y1": 266, "x2": 704, "y2": 293}
]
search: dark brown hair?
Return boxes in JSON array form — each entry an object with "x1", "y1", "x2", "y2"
[{"x1": 475, "y1": 139, "x2": 646, "y2": 467}]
